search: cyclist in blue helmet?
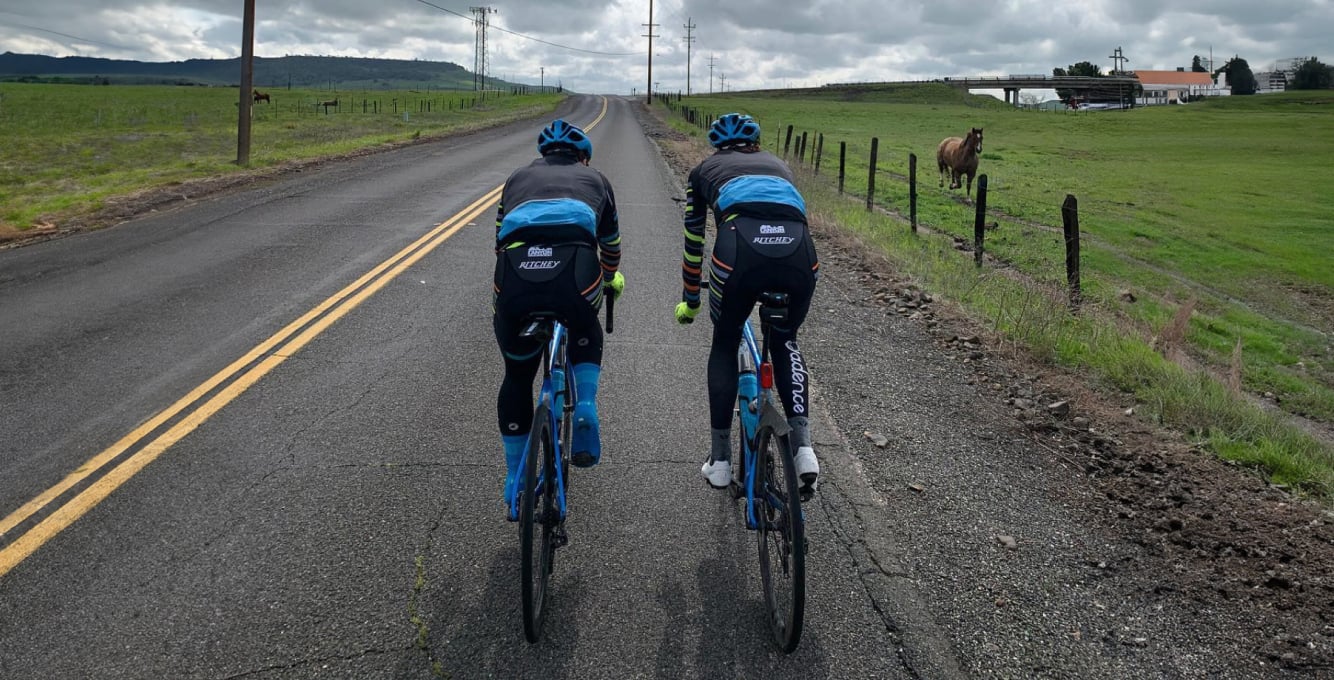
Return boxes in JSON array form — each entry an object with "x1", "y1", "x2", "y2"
[
  {"x1": 676, "y1": 112, "x2": 821, "y2": 497},
  {"x1": 493, "y1": 118, "x2": 625, "y2": 512}
]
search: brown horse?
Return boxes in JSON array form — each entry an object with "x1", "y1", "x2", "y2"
[
  {"x1": 252, "y1": 89, "x2": 270, "y2": 104},
  {"x1": 937, "y1": 127, "x2": 984, "y2": 197}
]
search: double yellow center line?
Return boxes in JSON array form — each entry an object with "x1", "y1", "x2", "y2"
[{"x1": 0, "y1": 187, "x2": 500, "y2": 577}]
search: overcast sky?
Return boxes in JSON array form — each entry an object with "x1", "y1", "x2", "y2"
[{"x1": 1, "y1": 1, "x2": 1329, "y2": 98}]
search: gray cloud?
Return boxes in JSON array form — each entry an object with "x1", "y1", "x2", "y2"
[{"x1": 0, "y1": 0, "x2": 1329, "y2": 96}]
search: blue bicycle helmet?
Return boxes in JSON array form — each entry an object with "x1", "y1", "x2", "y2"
[
  {"x1": 537, "y1": 119, "x2": 593, "y2": 161},
  {"x1": 708, "y1": 112, "x2": 761, "y2": 148}
]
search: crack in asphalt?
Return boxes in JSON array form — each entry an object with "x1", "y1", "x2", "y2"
[{"x1": 814, "y1": 471, "x2": 925, "y2": 679}]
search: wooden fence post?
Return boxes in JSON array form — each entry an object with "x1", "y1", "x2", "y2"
[
  {"x1": 783, "y1": 125, "x2": 794, "y2": 158},
  {"x1": 866, "y1": 137, "x2": 879, "y2": 211},
  {"x1": 973, "y1": 174, "x2": 989, "y2": 267},
  {"x1": 814, "y1": 133, "x2": 824, "y2": 174},
  {"x1": 1062, "y1": 194, "x2": 1082, "y2": 310},
  {"x1": 909, "y1": 153, "x2": 918, "y2": 233},
  {"x1": 838, "y1": 142, "x2": 847, "y2": 194},
  {"x1": 799, "y1": 131, "x2": 808, "y2": 165}
]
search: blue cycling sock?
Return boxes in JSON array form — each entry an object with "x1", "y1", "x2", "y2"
[
  {"x1": 571, "y1": 363, "x2": 602, "y2": 466},
  {"x1": 572, "y1": 363, "x2": 601, "y2": 406},
  {"x1": 502, "y1": 434, "x2": 527, "y2": 500}
]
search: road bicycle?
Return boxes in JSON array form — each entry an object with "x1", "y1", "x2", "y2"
[
  {"x1": 506, "y1": 285, "x2": 614, "y2": 643},
  {"x1": 730, "y1": 289, "x2": 807, "y2": 653}
]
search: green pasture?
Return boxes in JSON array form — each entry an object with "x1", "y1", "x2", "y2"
[
  {"x1": 661, "y1": 87, "x2": 1334, "y2": 498},
  {"x1": 0, "y1": 83, "x2": 562, "y2": 230}
]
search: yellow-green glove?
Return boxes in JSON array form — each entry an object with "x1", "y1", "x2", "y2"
[
  {"x1": 605, "y1": 271, "x2": 625, "y2": 300},
  {"x1": 675, "y1": 301, "x2": 700, "y2": 325}
]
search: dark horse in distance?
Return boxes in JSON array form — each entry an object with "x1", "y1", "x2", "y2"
[
  {"x1": 252, "y1": 89, "x2": 271, "y2": 104},
  {"x1": 937, "y1": 127, "x2": 984, "y2": 198}
]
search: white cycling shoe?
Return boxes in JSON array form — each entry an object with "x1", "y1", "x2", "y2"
[
  {"x1": 794, "y1": 446, "x2": 820, "y2": 498},
  {"x1": 700, "y1": 458, "x2": 733, "y2": 489}
]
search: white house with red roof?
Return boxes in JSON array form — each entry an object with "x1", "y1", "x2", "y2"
[{"x1": 1133, "y1": 70, "x2": 1228, "y2": 105}]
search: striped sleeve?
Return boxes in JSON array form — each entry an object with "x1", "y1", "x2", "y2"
[
  {"x1": 597, "y1": 177, "x2": 622, "y2": 281},
  {"x1": 681, "y1": 174, "x2": 707, "y2": 306}
]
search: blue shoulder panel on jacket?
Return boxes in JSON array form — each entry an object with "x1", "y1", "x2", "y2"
[
  {"x1": 716, "y1": 175, "x2": 806, "y2": 214},
  {"x1": 498, "y1": 198, "x2": 598, "y2": 241}
]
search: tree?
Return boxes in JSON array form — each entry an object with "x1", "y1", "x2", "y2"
[
  {"x1": 1052, "y1": 61, "x2": 1105, "y2": 102},
  {"x1": 1191, "y1": 55, "x2": 1208, "y2": 73},
  {"x1": 1291, "y1": 57, "x2": 1333, "y2": 90},
  {"x1": 1217, "y1": 55, "x2": 1257, "y2": 95}
]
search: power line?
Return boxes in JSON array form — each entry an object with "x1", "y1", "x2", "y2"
[
  {"x1": 0, "y1": 20, "x2": 130, "y2": 51},
  {"x1": 412, "y1": 0, "x2": 638, "y2": 57}
]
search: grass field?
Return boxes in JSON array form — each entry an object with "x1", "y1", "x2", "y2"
[
  {"x1": 661, "y1": 86, "x2": 1334, "y2": 498},
  {"x1": 0, "y1": 83, "x2": 562, "y2": 231}
]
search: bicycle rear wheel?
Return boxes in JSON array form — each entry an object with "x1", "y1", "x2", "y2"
[
  {"x1": 755, "y1": 423, "x2": 806, "y2": 653},
  {"x1": 519, "y1": 403, "x2": 556, "y2": 642}
]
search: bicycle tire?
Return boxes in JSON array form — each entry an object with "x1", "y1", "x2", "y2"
[
  {"x1": 755, "y1": 423, "x2": 806, "y2": 653},
  {"x1": 519, "y1": 402, "x2": 556, "y2": 642}
]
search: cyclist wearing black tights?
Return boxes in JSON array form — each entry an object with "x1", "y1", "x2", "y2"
[
  {"x1": 675, "y1": 112, "x2": 820, "y2": 496},
  {"x1": 494, "y1": 119, "x2": 624, "y2": 510}
]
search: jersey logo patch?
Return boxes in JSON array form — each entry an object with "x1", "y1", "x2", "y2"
[{"x1": 527, "y1": 246, "x2": 553, "y2": 257}]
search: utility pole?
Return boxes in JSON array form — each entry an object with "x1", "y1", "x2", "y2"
[
  {"x1": 540, "y1": 66, "x2": 544, "y2": 91},
  {"x1": 643, "y1": 0, "x2": 659, "y2": 105},
  {"x1": 719, "y1": 72, "x2": 727, "y2": 93},
  {"x1": 236, "y1": 0, "x2": 255, "y2": 166},
  {"x1": 471, "y1": 6, "x2": 497, "y2": 91},
  {"x1": 682, "y1": 17, "x2": 696, "y2": 96},
  {"x1": 708, "y1": 53, "x2": 716, "y2": 94}
]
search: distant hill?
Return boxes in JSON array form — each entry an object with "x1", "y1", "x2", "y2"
[{"x1": 0, "y1": 52, "x2": 526, "y2": 90}]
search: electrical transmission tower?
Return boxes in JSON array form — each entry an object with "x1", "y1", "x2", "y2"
[
  {"x1": 708, "y1": 54, "x2": 716, "y2": 94},
  {"x1": 1108, "y1": 45, "x2": 1130, "y2": 74},
  {"x1": 471, "y1": 6, "x2": 497, "y2": 91}
]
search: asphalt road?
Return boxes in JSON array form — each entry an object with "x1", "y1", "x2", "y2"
[{"x1": 0, "y1": 96, "x2": 960, "y2": 678}]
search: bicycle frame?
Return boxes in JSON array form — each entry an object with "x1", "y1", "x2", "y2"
[
  {"x1": 543, "y1": 323, "x2": 573, "y2": 518},
  {"x1": 736, "y1": 319, "x2": 790, "y2": 530},
  {"x1": 507, "y1": 321, "x2": 575, "y2": 521}
]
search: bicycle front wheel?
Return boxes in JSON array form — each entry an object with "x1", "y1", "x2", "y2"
[
  {"x1": 519, "y1": 403, "x2": 556, "y2": 642},
  {"x1": 755, "y1": 423, "x2": 806, "y2": 653}
]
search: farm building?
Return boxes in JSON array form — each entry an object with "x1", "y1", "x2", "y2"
[
  {"x1": 1133, "y1": 70, "x2": 1226, "y2": 105},
  {"x1": 1254, "y1": 70, "x2": 1289, "y2": 93}
]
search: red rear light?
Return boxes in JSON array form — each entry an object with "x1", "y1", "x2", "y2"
[{"x1": 759, "y1": 362, "x2": 774, "y2": 389}]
